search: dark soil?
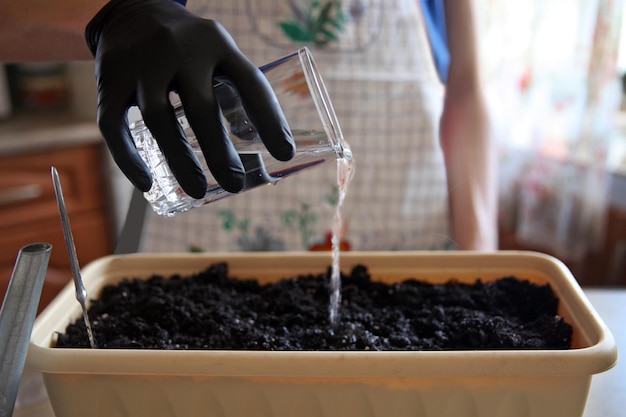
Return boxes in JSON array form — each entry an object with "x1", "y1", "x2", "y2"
[{"x1": 55, "y1": 263, "x2": 573, "y2": 351}]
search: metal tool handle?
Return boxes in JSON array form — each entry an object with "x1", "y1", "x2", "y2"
[
  {"x1": 0, "y1": 242, "x2": 52, "y2": 417},
  {"x1": 51, "y1": 167, "x2": 87, "y2": 303},
  {"x1": 51, "y1": 166, "x2": 96, "y2": 348}
]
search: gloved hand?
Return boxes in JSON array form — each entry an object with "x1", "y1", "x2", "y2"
[{"x1": 85, "y1": 0, "x2": 295, "y2": 198}]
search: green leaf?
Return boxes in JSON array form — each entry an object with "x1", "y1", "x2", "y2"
[
  {"x1": 320, "y1": 28, "x2": 338, "y2": 41},
  {"x1": 279, "y1": 21, "x2": 314, "y2": 42},
  {"x1": 218, "y1": 210, "x2": 235, "y2": 230},
  {"x1": 239, "y1": 219, "x2": 250, "y2": 233},
  {"x1": 187, "y1": 245, "x2": 204, "y2": 253},
  {"x1": 318, "y1": 1, "x2": 334, "y2": 25},
  {"x1": 313, "y1": 2, "x2": 344, "y2": 45},
  {"x1": 282, "y1": 210, "x2": 297, "y2": 226}
]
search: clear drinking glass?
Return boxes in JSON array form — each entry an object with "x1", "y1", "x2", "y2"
[{"x1": 130, "y1": 47, "x2": 351, "y2": 217}]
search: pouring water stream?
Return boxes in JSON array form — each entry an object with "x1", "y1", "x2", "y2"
[{"x1": 329, "y1": 152, "x2": 355, "y2": 327}]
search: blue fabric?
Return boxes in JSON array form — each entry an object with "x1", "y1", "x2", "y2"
[
  {"x1": 420, "y1": 0, "x2": 449, "y2": 83},
  {"x1": 172, "y1": 0, "x2": 187, "y2": 5}
]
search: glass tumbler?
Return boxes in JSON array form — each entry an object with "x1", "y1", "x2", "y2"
[{"x1": 130, "y1": 47, "x2": 351, "y2": 217}]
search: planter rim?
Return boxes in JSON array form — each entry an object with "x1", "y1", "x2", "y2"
[{"x1": 27, "y1": 251, "x2": 618, "y2": 378}]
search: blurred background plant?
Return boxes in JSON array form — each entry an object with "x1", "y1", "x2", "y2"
[{"x1": 279, "y1": 0, "x2": 346, "y2": 46}]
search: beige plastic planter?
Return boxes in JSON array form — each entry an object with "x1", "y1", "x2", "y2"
[{"x1": 27, "y1": 251, "x2": 617, "y2": 417}]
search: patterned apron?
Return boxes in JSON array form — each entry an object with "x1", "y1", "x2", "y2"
[{"x1": 143, "y1": 0, "x2": 451, "y2": 252}]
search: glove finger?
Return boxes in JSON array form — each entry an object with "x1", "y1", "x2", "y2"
[
  {"x1": 221, "y1": 53, "x2": 295, "y2": 162},
  {"x1": 176, "y1": 77, "x2": 246, "y2": 194},
  {"x1": 137, "y1": 86, "x2": 208, "y2": 199},
  {"x1": 96, "y1": 70, "x2": 153, "y2": 192}
]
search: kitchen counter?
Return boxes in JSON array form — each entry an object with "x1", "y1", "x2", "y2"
[
  {"x1": 0, "y1": 111, "x2": 101, "y2": 157},
  {"x1": 11, "y1": 288, "x2": 625, "y2": 417}
]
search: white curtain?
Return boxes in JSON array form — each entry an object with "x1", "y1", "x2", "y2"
[{"x1": 478, "y1": 0, "x2": 624, "y2": 260}]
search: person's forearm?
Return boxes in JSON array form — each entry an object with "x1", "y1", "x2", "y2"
[
  {"x1": 440, "y1": 92, "x2": 497, "y2": 250},
  {"x1": 443, "y1": 0, "x2": 481, "y2": 93},
  {"x1": 440, "y1": 0, "x2": 498, "y2": 251},
  {"x1": 0, "y1": 0, "x2": 108, "y2": 62}
]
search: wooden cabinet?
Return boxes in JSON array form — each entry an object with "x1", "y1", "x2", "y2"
[
  {"x1": 499, "y1": 203, "x2": 626, "y2": 287},
  {"x1": 0, "y1": 143, "x2": 113, "y2": 311},
  {"x1": 577, "y1": 206, "x2": 626, "y2": 286}
]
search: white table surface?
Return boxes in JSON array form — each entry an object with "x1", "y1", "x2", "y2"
[{"x1": 12, "y1": 288, "x2": 625, "y2": 417}]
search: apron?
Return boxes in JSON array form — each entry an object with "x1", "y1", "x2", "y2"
[{"x1": 143, "y1": 0, "x2": 451, "y2": 252}]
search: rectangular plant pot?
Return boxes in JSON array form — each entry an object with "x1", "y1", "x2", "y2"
[{"x1": 27, "y1": 251, "x2": 617, "y2": 417}]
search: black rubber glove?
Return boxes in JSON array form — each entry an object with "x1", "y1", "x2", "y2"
[{"x1": 85, "y1": 0, "x2": 295, "y2": 198}]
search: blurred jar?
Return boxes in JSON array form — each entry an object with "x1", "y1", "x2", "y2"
[{"x1": 14, "y1": 62, "x2": 69, "y2": 110}]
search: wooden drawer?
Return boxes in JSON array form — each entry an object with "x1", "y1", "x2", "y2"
[
  {"x1": 0, "y1": 145, "x2": 105, "y2": 228},
  {"x1": 0, "y1": 213, "x2": 111, "y2": 311},
  {"x1": 0, "y1": 143, "x2": 113, "y2": 311}
]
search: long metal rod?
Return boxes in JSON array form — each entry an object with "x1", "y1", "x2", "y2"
[
  {"x1": 0, "y1": 242, "x2": 52, "y2": 417},
  {"x1": 51, "y1": 166, "x2": 96, "y2": 348}
]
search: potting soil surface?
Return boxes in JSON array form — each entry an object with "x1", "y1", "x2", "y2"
[{"x1": 55, "y1": 263, "x2": 573, "y2": 350}]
